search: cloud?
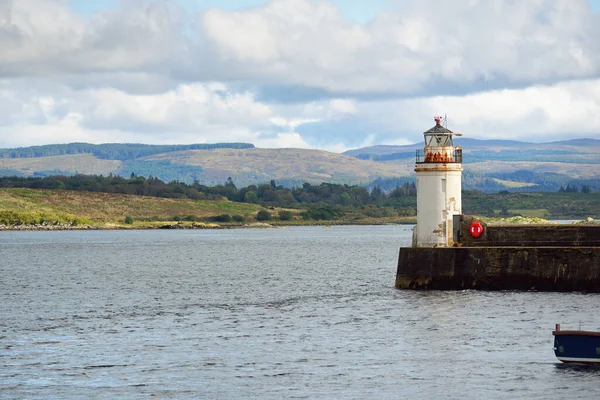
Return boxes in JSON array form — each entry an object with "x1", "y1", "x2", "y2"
[
  {"x1": 195, "y1": 0, "x2": 600, "y2": 96},
  {"x1": 0, "y1": 79, "x2": 331, "y2": 149},
  {"x1": 0, "y1": 0, "x2": 179, "y2": 78},
  {"x1": 2, "y1": 76, "x2": 600, "y2": 152},
  {"x1": 348, "y1": 78, "x2": 600, "y2": 144},
  {"x1": 0, "y1": 0, "x2": 600, "y2": 151},
  {"x1": 4, "y1": 0, "x2": 599, "y2": 97}
]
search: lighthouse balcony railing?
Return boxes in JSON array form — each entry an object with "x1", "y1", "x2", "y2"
[{"x1": 416, "y1": 149, "x2": 462, "y2": 164}]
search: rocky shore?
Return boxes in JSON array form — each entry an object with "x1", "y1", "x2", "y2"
[
  {"x1": 0, "y1": 221, "x2": 276, "y2": 231},
  {"x1": 0, "y1": 223, "x2": 105, "y2": 231}
]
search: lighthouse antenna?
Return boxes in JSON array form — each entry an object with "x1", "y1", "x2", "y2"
[{"x1": 442, "y1": 113, "x2": 448, "y2": 128}]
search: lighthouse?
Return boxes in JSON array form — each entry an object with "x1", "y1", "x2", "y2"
[
  {"x1": 413, "y1": 117, "x2": 462, "y2": 247},
  {"x1": 397, "y1": 119, "x2": 600, "y2": 292}
]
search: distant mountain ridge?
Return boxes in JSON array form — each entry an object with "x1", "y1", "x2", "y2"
[
  {"x1": 344, "y1": 137, "x2": 600, "y2": 158},
  {"x1": 347, "y1": 137, "x2": 600, "y2": 192},
  {"x1": 0, "y1": 138, "x2": 598, "y2": 191},
  {"x1": 0, "y1": 143, "x2": 410, "y2": 187},
  {"x1": 345, "y1": 138, "x2": 600, "y2": 167},
  {"x1": 0, "y1": 142, "x2": 255, "y2": 160}
]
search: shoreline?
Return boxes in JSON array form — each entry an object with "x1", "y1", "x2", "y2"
[
  {"x1": 0, "y1": 220, "x2": 418, "y2": 231},
  {"x1": 2, "y1": 217, "x2": 596, "y2": 232}
]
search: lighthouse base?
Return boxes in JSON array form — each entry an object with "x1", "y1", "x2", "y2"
[{"x1": 395, "y1": 246, "x2": 600, "y2": 292}]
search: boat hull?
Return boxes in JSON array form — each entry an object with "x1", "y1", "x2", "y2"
[{"x1": 553, "y1": 329, "x2": 600, "y2": 364}]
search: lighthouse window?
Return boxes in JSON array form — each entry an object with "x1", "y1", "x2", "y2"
[
  {"x1": 425, "y1": 134, "x2": 452, "y2": 147},
  {"x1": 439, "y1": 135, "x2": 452, "y2": 146},
  {"x1": 441, "y1": 179, "x2": 446, "y2": 193}
]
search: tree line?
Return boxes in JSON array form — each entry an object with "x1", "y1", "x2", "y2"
[
  {"x1": 558, "y1": 184, "x2": 591, "y2": 193},
  {"x1": 0, "y1": 142, "x2": 254, "y2": 160},
  {"x1": 373, "y1": 170, "x2": 600, "y2": 193}
]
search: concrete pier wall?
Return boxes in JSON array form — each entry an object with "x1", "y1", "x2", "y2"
[
  {"x1": 396, "y1": 246, "x2": 600, "y2": 292},
  {"x1": 396, "y1": 217, "x2": 600, "y2": 292}
]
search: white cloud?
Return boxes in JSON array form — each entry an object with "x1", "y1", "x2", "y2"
[
  {"x1": 0, "y1": 0, "x2": 599, "y2": 151},
  {"x1": 255, "y1": 132, "x2": 313, "y2": 149},
  {"x1": 0, "y1": 80, "x2": 325, "y2": 148},
  {"x1": 196, "y1": 0, "x2": 600, "y2": 94},
  {"x1": 1, "y1": 0, "x2": 599, "y2": 96},
  {"x1": 358, "y1": 78, "x2": 600, "y2": 143},
  {"x1": 328, "y1": 99, "x2": 357, "y2": 116},
  {"x1": 82, "y1": 83, "x2": 274, "y2": 131},
  {"x1": 0, "y1": 0, "x2": 179, "y2": 77},
  {"x1": 2, "y1": 77, "x2": 600, "y2": 150}
]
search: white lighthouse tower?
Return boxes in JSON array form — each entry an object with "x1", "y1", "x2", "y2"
[{"x1": 413, "y1": 117, "x2": 463, "y2": 247}]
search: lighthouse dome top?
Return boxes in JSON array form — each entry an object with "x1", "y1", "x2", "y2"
[{"x1": 424, "y1": 116, "x2": 453, "y2": 134}]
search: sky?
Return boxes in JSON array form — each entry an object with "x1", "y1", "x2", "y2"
[{"x1": 1, "y1": 0, "x2": 600, "y2": 152}]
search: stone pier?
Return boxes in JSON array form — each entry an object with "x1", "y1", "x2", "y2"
[{"x1": 396, "y1": 216, "x2": 600, "y2": 292}]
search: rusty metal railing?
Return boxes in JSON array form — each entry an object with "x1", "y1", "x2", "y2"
[{"x1": 416, "y1": 148, "x2": 462, "y2": 163}]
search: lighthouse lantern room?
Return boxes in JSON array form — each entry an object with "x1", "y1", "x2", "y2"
[{"x1": 413, "y1": 117, "x2": 463, "y2": 247}]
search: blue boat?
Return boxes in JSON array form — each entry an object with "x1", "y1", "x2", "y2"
[{"x1": 553, "y1": 324, "x2": 600, "y2": 364}]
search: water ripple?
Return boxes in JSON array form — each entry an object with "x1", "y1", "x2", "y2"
[{"x1": 1, "y1": 226, "x2": 599, "y2": 399}]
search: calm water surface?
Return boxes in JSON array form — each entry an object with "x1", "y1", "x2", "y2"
[{"x1": 2, "y1": 226, "x2": 600, "y2": 399}]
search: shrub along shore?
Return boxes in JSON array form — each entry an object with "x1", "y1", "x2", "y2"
[
  {"x1": 0, "y1": 188, "x2": 417, "y2": 230},
  {"x1": 0, "y1": 218, "x2": 418, "y2": 231}
]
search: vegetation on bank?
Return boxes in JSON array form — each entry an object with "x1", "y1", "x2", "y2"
[
  {"x1": 0, "y1": 188, "x2": 264, "y2": 227},
  {"x1": 0, "y1": 188, "x2": 416, "y2": 229},
  {"x1": 463, "y1": 190, "x2": 600, "y2": 219},
  {"x1": 0, "y1": 210, "x2": 92, "y2": 227},
  {"x1": 0, "y1": 174, "x2": 419, "y2": 221},
  {"x1": 0, "y1": 173, "x2": 598, "y2": 228}
]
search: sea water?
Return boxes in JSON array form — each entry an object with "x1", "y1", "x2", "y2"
[{"x1": 2, "y1": 226, "x2": 599, "y2": 399}]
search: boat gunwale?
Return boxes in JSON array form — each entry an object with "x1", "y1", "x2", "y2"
[{"x1": 553, "y1": 330, "x2": 600, "y2": 337}]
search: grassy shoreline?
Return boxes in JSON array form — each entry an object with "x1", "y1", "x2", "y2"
[
  {"x1": 1, "y1": 188, "x2": 595, "y2": 231},
  {"x1": 0, "y1": 219, "x2": 418, "y2": 231},
  {"x1": 0, "y1": 188, "x2": 417, "y2": 230}
]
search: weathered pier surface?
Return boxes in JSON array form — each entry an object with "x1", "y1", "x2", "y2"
[{"x1": 396, "y1": 216, "x2": 600, "y2": 292}]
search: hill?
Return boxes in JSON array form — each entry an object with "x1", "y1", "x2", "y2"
[
  {"x1": 142, "y1": 148, "x2": 410, "y2": 186},
  {"x1": 346, "y1": 138, "x2": 600, "y2": 192},
  {"x1": 345, "y1": 138, "x2": 600, "y2": 169},
  {"x1": 0, "y1": 142, "x2": 254, "y2": 160},
  {"x1": 0, "y1": 138, "x2": 599, "y2": 191},
  {"x1": 0, "y1": 144, "x2": 410, "y2": 187}
]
